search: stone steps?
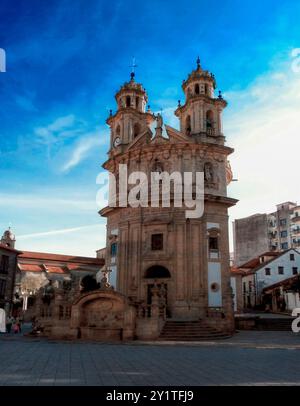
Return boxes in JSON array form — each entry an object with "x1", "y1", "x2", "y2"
[
  {"x1": 159, "y1": 320, "x2": 231, "y2": 341},
  {"x1": 256, "y1": 318, "x2": 293, "y2": 331}
]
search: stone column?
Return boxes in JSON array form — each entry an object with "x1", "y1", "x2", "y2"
[
  {"x1": 199, "y1": 102, "x2": 204, "y2": 131},
  {"x1": 217, "y1": 108, "x2": 222, "y2": 135}
]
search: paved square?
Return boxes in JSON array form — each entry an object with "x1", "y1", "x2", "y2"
[{"x1": 1, "y1": 331, "x2": 300, "y2": 386}]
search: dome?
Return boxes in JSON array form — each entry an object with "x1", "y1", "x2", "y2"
[
  {"x1": 115, "y1": 73, "x2": 148, "y2": 101},
  {"x1": 182, "y1": 57, "x2": 217, "y2": 92},
  {"x1": 2, "y1": 228, "x2": 15, "y2": 241}
]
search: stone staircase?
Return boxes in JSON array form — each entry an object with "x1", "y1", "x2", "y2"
[
  {"x1": 255, "y1": 317, "x2": 293, "y2": 331},
  {"x1": 159, "y1": 320, "x2": 231, "y2": 341}
]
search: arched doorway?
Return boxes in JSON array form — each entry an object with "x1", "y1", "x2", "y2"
[{"x1": 144, "y1": 265, "x2": 171, "y2": 317}]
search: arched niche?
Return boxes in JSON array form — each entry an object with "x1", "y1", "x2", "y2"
[{"x1": 144, "y1": 265, "x2": 171, "y2": 279}]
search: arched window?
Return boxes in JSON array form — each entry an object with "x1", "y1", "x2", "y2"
[
  {"x1": 80, "y1": 275, "x2": 98, "y2": 293},
  {"x1": 185, "y1": 115, "x2": 191, "y2": 135},
  {"x1": 126, "y1": 96, "x2": 131, "y2": 107},
  {"x1": 145, "y1": 265, "x2": 171, "y2": 279},
  {"x1": 195, "y1": 83, "x2": 200, "y2": 95},
  {"x1": 206, "y1": 110, "x2": 214, "y2": 131},
  {"x1": 207, "y1": 228, "x2": 220, "y2": 259},
  {"x1": 205, "y1": 84, "x2": 208, "y2": 95},
  {"x1": 116, "y1": 125, "x2": 120, "y2": 135},
  {"x1": 133, "y1": 123, "x2": 141, "y2": 138},
  {"x1": 136, "y1": 97, "x2": 139, "y2": 109}
]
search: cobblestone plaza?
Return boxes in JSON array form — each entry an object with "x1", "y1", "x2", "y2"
[{"x1": 1, "y1": 330, "x2": 300, "y2": 386}]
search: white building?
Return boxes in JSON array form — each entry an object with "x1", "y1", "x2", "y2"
[
  {"x1": 255, "y1": 249, "x2": 300, "y2": 296},
  {"x1": 236, "y1": 249, "x2": 300, "y2": 310}
]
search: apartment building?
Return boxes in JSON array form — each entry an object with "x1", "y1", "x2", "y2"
[{"x1": 234, "y1": 201, "x2": 300, "y2": 266}]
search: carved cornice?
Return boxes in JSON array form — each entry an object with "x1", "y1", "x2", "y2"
[{"x1": 103, "y1": 141, "x2": 234, "y2": 170}]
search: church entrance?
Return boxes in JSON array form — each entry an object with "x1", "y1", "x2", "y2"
[{"x1": 144, "y1": 265, "x2": 171, "y2": 318}]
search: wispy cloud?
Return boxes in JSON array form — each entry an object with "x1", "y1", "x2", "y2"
[
  {"x1": 61, "y1": 131, "x2": 107, "y2": 172},
  {"x1": 226, "y1": 52, "x2": 300, "y2": 225},
  {"x1": 35, "y1": 114, "x2": 78, "y2": 144},
  {"x1": 18, "y1": 224, "x2": 101, "y2": 239},
  {"x1": 33, "y1": 114, "x2": 109, "y2": 172},
  {"x1": 61, "y1": 133, "x2": 104, "y2": 172},
  {"x1": 0, "y1": 193, "x2": 96, "y2": 212}
]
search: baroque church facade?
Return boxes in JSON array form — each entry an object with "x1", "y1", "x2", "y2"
[
  {"x1": 100, "y1": 57, "x2": 237, "y2": 336},
  {"x1": 25, "y1": 58, "x2": 237, "y2": 341}
]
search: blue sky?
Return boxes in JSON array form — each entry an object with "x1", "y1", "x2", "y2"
[{"x1": 1, "y1": 0, "x2": 300, "y2": 255}]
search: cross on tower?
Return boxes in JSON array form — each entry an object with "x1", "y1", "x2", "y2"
[{"x1": 129, "y1": 57, "x2": 137, "y2": 80}]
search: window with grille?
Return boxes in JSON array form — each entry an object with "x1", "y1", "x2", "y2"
[
  {"x1": 209, "y1": 237, "x2": 219, "y2": 251},
  {"x1": 151, "y1": 234, "x2": 163, "y2": 251}
]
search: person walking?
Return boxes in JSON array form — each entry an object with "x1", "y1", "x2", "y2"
[
  {"x1": 15, "y1": 316, "x2": 21, "y2": 334},
  {"x1": 0, "y1": 308, "x2": 6, "y2": 333},
  {"x1": 6, "y1": 315, "x2": 13, "y2": 333},
  {"x1": 13, "y1": 321, "x2": 19, "y2": 334}
]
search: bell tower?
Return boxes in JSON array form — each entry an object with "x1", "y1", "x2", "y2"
[
  {"x1": 106, "y1": 72, "x2": 154, "y2": 155},
  {"x1": 175, "y1": 57, "x2": 227, "y2": 142},
  {"x1": 1, "y1": 228, "x2": 16, "y2": 249}
]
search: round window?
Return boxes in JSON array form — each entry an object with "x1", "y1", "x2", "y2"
[{"x1": 210, "y1": 282, "x2": 220, "y2": 292}]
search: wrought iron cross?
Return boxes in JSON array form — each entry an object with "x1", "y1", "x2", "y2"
[{"x1": 129, "y1": 57, "x2": 137, "y2": 79}]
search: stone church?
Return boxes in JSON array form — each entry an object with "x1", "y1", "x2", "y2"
[
  {"x1": 98, "y1": 57, "x2": 237, "y2": 339},
  {"x1": 32, "y1": 58, "x2": 237, "y2": 341}
]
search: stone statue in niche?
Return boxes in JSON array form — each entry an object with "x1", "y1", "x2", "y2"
[
  {"x1": 155, "y1": 113, "x2": 163, "y2": 129},
  {"x1": 154, "y1": 113, "x2": 163, "y2": 137},
  {"x1": 204, "y1": 162, "x2": 213, "y2": 183},
  {"x1": 152, "y1": 160, "x2": 163, "y2": 174}
]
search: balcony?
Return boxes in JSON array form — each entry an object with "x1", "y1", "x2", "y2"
[{"x1": 206, "y1": 127, "x2": 216, "y2": 136}]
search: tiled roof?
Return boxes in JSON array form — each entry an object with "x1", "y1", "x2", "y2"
[
  {"x1": 230, "y1": 267, "x2": 245, "y2": 275},
  {"x1": 239, "y1": 251, "x2": 281, "y2": 270},
  {"x1": 263, "y1": 274, "x2": 300, "y2": 292},
  {"x1": 18, "y1": 264, "x2": 44, "y2": 272},
  {"x1": 239, "y1": 249, "x2": 298, "y2": 274},
  {"x1": 19, "y1": 251, "x2": 104, "y2": 265},
  {"x1": 67, "y1": 264, "x2": 89, "y2": 271},
  {"x1": 45, "y1": 266, "x2": 66, "y2": 274},
  {"x1": 18, "y1": 250, "x2": 104, "y2": 275},
  {"x1": 239, "y1": 257, "x2": 261, "y2": 270}
]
